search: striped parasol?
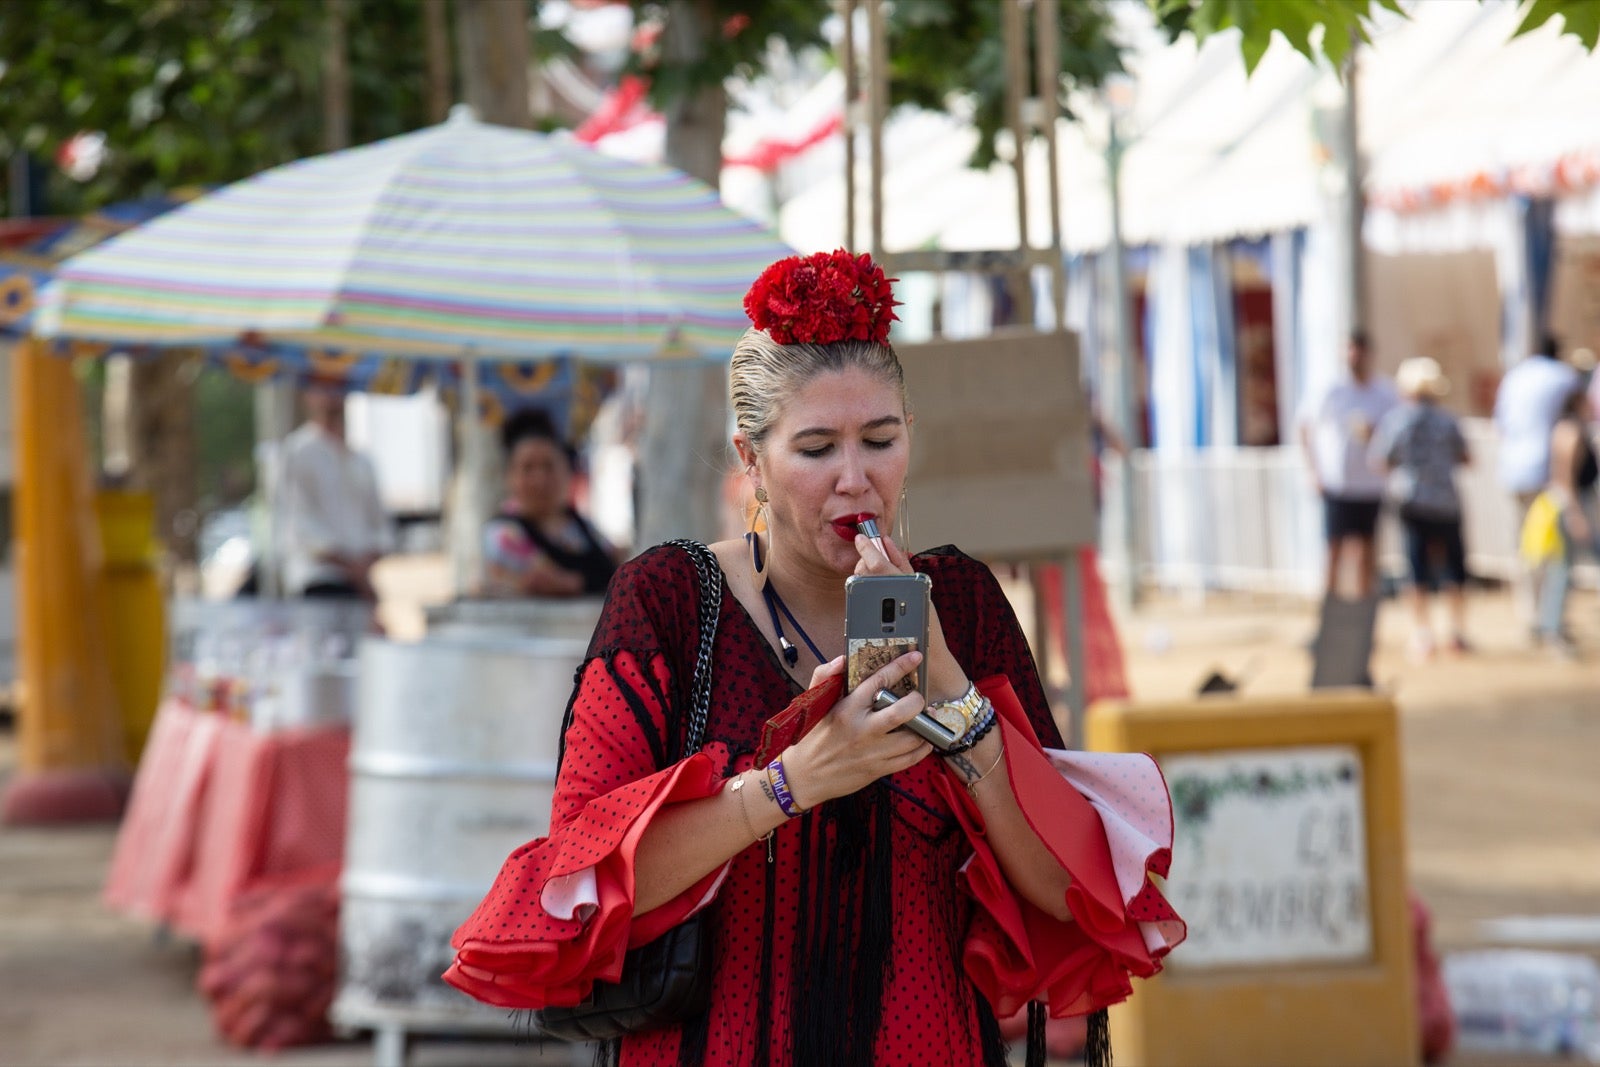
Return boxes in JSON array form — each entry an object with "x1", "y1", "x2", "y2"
[{"x1": 35, "y1": 106, "x2": 791, "y2": 363}]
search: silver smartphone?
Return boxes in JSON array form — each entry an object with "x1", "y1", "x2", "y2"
[{"x1": 844, "y1": 573, "x2": 958, "y2": 750}]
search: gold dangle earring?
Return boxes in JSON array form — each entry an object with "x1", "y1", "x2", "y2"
[
  {"x1": 895, "y1": 487, "x2": 911, "y2": 550},
  {"x1": 749, "y1": 486, "x2": 771, "y2": 589}
]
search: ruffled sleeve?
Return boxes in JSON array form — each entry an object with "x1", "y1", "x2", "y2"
[
  {"x1": 938, "y1": 675, "x2": 1186, "y2": 1020},
  {"x1": 444, "y1": 649, "x2": 733, "y2": 1010}
]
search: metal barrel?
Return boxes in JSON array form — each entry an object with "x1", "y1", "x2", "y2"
[
  {"x1": 423, "y1": 596, "x2": 607, "y2": 642},
  {"x1": 332, "y1": 624, "x2": 593, "y2": 1046}
]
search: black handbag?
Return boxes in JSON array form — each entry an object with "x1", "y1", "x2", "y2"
[{"x1": 534, "y1": 539, "x2": 722, "y2": 1042}]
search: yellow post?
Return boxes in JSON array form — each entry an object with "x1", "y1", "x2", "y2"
[
  {"x1": 95, "y1": 488, "x2": 166, "y2": 764},
  {"x1": 2, "y1": 337, "x2": 128, "y2": 823}
]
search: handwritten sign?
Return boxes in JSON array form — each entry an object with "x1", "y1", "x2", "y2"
[{"x1": 1163, "y1": 744, "x2": 1373, "y2": 969}]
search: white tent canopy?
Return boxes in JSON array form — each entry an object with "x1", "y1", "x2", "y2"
[{"x1": 778, "y1": 0, "x2": 1600, "y2": 257}]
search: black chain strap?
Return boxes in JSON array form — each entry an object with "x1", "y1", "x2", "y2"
[{"x1": 665, "y1": 539, "x2": 722, "y2": 757}]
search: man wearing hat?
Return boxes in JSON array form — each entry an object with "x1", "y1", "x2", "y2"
[
  {"x1": 1371, "y1": 357, "x2": 1471, "y2": 659},
  {"x1": 277, "y1": 377, "x2": 392, "y2": 600}
]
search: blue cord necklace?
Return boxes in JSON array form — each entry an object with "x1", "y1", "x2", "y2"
[{"x1": 748, "y1": 532, "x2": 827, "y2": 668}]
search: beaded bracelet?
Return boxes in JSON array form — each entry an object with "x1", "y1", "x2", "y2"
[
  {"x1": 766, "y1": 757, "x2": 807, "y2": 817},
  {"x1": 938, "y1": 698, "x2": 996, "y2": 756}
]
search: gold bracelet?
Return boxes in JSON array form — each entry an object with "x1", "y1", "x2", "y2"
[
  {"x1": 729, "y1": 772, "x2": 775, "y2": 862},
  {"x1": 965, "y1": 744, "x2": 1006, "y2": 796}
]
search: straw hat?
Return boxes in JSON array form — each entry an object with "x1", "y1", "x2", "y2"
[{"x1": 1396, "y1": 356, "x2": 1450, "y2": 400}]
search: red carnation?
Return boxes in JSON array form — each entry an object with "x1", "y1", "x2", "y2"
[{"x1": 743, "y1": 249, "x2": 900, "y2": 346}]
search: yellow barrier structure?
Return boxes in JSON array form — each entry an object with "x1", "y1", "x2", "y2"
[
  {"x1": 2, "y1": 338, "x2": 128, "y2": 824},
  {"x1": 95, "y1": 488, "x2": 166, "y2": 765},
  {"x1": 1087, "y1": 693, "x2": 1417, "y2": 1067}
]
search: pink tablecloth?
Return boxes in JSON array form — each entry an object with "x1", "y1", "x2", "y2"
[{"x1": 103, "y1": 700, "x2": 349, "y2": 944}]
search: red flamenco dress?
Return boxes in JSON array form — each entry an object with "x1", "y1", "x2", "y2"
[{"x1": 446, "y1": 544, "x2": 1184, "y2": 1066}]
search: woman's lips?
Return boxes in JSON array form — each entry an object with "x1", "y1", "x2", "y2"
[{"x1": 830, "y1": 512, "x2": 877, "y2": 540}]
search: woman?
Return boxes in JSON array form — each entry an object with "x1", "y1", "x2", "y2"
[
  {"x1": 482, "y1": 409, "x2": 618, "y2": 597},
  {"x1": 1370, "y1": 357, "x2": 1471, "y2": 659},
  {"x1": 1538, "y1": 382, "x2": 1599, "y2": 658},
  {"x1": 446, "y1": 251, "x2": 1183, "y2": 1065}
]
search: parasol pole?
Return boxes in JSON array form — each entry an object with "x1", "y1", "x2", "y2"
[{"x1": 450, "y1": 349, "x2": 489, "y2": 597}]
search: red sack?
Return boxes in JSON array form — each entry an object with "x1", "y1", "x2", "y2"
[
  {"x1": 1411, "y1": 892, "x2": 1455, "y2": 1064},
  {"x1": 198, "y1": 873, "x2": 340, "y2": 1050}
]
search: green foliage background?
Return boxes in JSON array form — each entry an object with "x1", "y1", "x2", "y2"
[
  {"x1": 0, "y1": 0, "x2": 429, "y2": 215},
  {"x1": 627, "y1": 0, "x2": 1123, "y2": 170}
]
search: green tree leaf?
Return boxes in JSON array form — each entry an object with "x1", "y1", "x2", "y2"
[
  {"x1": 1155, "y1": 0, "x2": 1599, "y2": 74},
  {"x1": 1516, "y1": 0, "x2": 1600, "y2": 51}
]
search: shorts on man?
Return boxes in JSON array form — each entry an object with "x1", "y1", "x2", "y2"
[{"x1": 1323, "y1": 494, "x2": 1383, "y2": 541}]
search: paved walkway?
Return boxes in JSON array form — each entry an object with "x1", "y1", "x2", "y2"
[{"x1": 1, "y1": 559, "x2": 1595, "y2": 1066}]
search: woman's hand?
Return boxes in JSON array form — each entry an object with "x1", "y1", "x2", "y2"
[
  {"x1": 780, "y1": 650, "x2": 932, "y2": 810},
  {"x1": 518, "y1": 555, "x2": 584, "y2": 597},
  {"x1": 852, "y1": 533, "x2": 970, "y2": 703},
  {"x1": 809, "y1": 654, "x2": 846, "y2": 689}
]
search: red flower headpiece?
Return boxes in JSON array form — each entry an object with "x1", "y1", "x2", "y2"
[{"x1": 743, "y1": 249, "x2": 901, "y2": 346}]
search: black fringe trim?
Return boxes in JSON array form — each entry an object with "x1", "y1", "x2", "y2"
[
  {"x1": 755, "y1": 846, "x2": 779, "y2": 1065},
  {"x1": 791, "y1": 784, "x2": 895, "y2": 1065},
  {"x1": 1027, "y1": 1001, "x2": 1046, "y2": 1067},
  {"x1": 975, "y1": 995, "x2": 1008, "y2": 1067},
  {"x1": 1084, "y1": 1007, "x2": 1112, "y2": 1067},
  {"x1": 676, "y1": 1007, "x2": 710, "y2": 1066}
]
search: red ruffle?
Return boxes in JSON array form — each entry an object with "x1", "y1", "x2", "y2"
[
  {"x1": 942, "y1": 676, "x2": 1178, "y2": 1019},
  {"x1": 444, "y1": 656, "x2": 1182, "y2": 1019},
  {"x1": 443, "y1": 746, "x2": 727, "y2": 1010}
]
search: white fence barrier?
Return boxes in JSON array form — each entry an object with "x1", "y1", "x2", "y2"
[{"x1": 1099, "y1": 419, "x2": 1588, "y2": 599}]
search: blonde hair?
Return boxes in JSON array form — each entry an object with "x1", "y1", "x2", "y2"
[
  {"x1": 1396, "y1": 356, "x2": 1449, "y2": 400},
  {"x1": 728, "y1": 328, "x2": 908, "y2": 454}
]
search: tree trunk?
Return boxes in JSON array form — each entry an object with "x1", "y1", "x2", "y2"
[
  {"x1": 114, "y1": 352, "x2": 199, "y2": 570},
  {"x1": 323, "y1": 0, "x2": 351, "y2": 151},
  {"x1": 636, "y1": 0, "x2": 731, "y2": 548},
  {"x1": 454, "y1": 0, "x2": 532, "y2": 128},
  {"x1": 448, "y1": 0, "x2": 532, "y2": 592},
  {"x1": 422, "y1": 0, "x2": 453, "y2": 123}
]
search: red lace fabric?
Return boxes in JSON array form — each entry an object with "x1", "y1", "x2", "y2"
[{"x1": 446, "y1": 545, "x2": 1183, "y2": 1065}]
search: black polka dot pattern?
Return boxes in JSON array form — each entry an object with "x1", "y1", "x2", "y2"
[{"x1": 447, "y1": 545, "x2": 1175, "y2": 1065}]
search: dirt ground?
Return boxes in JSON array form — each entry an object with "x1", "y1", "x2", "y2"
[{"x1": 1, "y1": 558, "x2": 1596, "y2": 1067}]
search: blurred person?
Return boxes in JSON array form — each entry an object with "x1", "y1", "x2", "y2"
[
  {"x1": 1299, "y1": 330, "x2": 1400, "y2": 599},
  {"x1": 1585, "y1": 349, "x2": 1600, "y2": 424},
  {"x1": 1537, "y1": 382, "x2": 1599, "y2": 659},
  {"x1": 446, "y1": 250, "x2": 1183, "y2": 1066},
  {"x1": 1371, "y1": 358, "x2": 1471, "y2": 659},
  {"x1": 1086, "y1": 384, "x2": 1129, "y2": 519},
  {"x1": 481, "y1": 409, "x2": 618, "y2": 597},
  {"x1": 279, "y1": 379, "x2": 391, "y2": 600},
  {"x1": 1494, "y1": 332, "x2": 1581, "y2": 631}
]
